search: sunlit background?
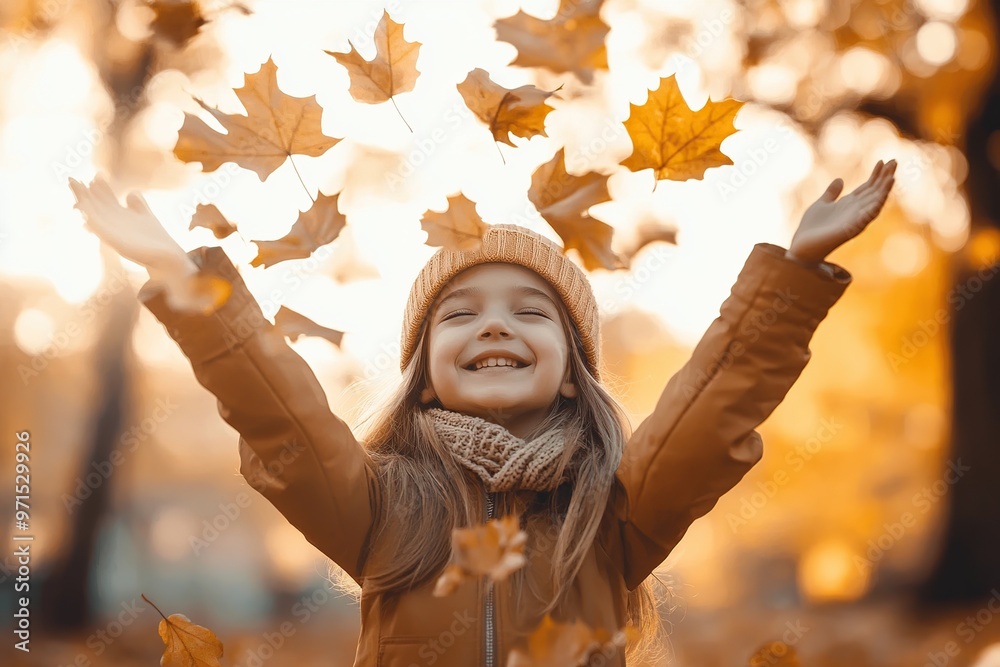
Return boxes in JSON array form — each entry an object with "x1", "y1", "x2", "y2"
[{"x1": 2, "y1": 0, "x2": 1000, "y2": 665}]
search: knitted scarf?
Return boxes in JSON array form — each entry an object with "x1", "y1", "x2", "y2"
[{"x1": 426, "y1": 407, "x2": 570, "y2": 492}]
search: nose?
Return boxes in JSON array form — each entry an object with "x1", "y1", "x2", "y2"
[{"x1": 477, "y1": 310, "x2": 511, "y2": 340}]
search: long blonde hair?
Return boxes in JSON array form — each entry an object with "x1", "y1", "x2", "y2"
[{"x1": 328, "y1": 283, "x2": 675, "y2": 663}]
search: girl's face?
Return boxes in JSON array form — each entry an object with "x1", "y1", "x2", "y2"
[{"x1": 424, "y1": 263, "x2": 576, "y2": 439}]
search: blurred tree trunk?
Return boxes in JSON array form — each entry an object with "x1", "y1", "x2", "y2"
[
  {"x1": 915, "y1": 2, "x2": 1000, "y2": 605},
  {"x1": 38, "y1": 284, "x2": 137, "y2": 630}
]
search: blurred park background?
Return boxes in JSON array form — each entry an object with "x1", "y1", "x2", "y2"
[{"x1": 2, "y1": 0, "x2": 1000, "y2": 665}]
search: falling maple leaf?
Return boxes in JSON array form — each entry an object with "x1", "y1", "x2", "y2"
[
  {"x1": 507, "y1": 615, "x2": 597, "y2": 667},
  {"x1": 748, "y1": 640, "x2": 801, "y2": 667},
  {"x1": 433, "y1": 514, "x2": 528, "y2": 597},
  {"x1": 456, "y1": 68, "x2": 561, "y2": 147},
  {"x1": 619, "y1": 219, "x2": 677, "y2": 264},
  {"x1": 68, "y1": 176, "x2": 232, "y2": 316},
  {"x1": 274, "y1": 306, "x2": 344, "y2": 346},
  {"x1": 528, "y1": 148, "x2": 624, "y2": 271},
  {"x1": 494, "y1": 0, "x2": 609, "y2": 84},
  {"x1": 325, "y1": 10, "x2": 420, "y2": 129},
  {"x1": 420, "y1": 194, "x2": 489, "y2": 252},
  {"x1": 143, "y1": 594, "x2": 223, "y2": 667},
  {"x1": 174, "y1": 56, "x2": 341, "y2": 181},
  {"x1": 250, "y1": 191, "x2": 347, "y2": 268},
  {"x1": 507, "y1": 614, "x2": 640, "y2": 667},
  {"x1": 620, "y1": 73, "x2": 743, "y2": 184},
  {"x1": 188, "y1": 203, "x2": 237, "y2": 239},
  {"x1": 147, "y1": 0, "x2": 206, "y2": 47}
]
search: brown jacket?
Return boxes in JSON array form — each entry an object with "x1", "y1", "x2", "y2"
[{"x1": 138, "y1": 242, "x2": 851, "y2": 666}]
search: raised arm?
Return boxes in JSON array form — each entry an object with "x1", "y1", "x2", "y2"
[
  {"x1": 138, "y1": 245, "x2": 379, "y2": 583},
  {"x1": 611, "y1": 242, "x2": 851, "y2": 589}
]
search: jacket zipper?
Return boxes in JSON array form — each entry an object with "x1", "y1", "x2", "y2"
[{"x1": 484, "y1": 489, "x2": 496, "y2": 667}]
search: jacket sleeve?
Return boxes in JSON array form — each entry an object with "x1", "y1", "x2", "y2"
[
  {"x1": 137, "y1": 246, "x2": 379, "y2": 584},
  {"x1": 612, "y1": 242, "x2": 851, "y2": 590}
]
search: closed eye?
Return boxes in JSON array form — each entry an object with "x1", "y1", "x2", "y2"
[
  {"x1": 518, "y1": 308, "x2": 549, "y2": 317},
  {"x1": 441, "y1": 309, "x2": 475, "y2": 320}
]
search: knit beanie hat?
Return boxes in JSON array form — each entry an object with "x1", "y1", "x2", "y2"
[{"x1": 400, "y1": 224, "x2": 601, "y2": 379}]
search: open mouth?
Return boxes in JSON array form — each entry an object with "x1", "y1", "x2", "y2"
[{"x1": 464, "y1": 358, "x2": 530, "y2": 371}]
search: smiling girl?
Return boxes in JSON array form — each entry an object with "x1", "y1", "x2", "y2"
[{"x1": 71, "y1": 158, "x2": 896, "y2": 666}]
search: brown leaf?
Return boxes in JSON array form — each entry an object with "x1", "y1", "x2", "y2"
[
  {"x1": 456, "y1": 68, "x2": 561, "y2": 147},
  {"x1": 157, "y1": 612, "x2": 223, "y2": 667},
  {"x1": 620, "y1": 74, "x2": 743, "y2": 182},
  {"x1": 274, "y1": 306, "x2": 344, "y2": 347},
  {"x1": 174, "y1": 56, "x2": 340, "y2": 181},
  {"x1": 619, "y1": 220, "x2": 677, "y2": 264},
  {"x1": 433, "y1": 515, "x2": 528, "y2": 597},
  {"x1": 188, "y1": 203, "x2": 237, "y2": 239},
  {"x1": 507, "y1": 614, "x2": 603, "y2": 667},
  {"x1": 528, "y1": 148, "x2": 623, "y2": 271},
  {"x1": 325, "y1": 10, "x2": 421, "y2": 104},
  {"x1": 147, "y1": 1, "x2": 206, "y2": 47},
  {"x1": 250, "y1": 191, "x2": 347, "y2": 268},
  {"x1": 748, "y1": 640, "x2": 801, "y2": 667},
  {"x1": 420, "y1": 194, "x2": 489, "y2": 252},
  {"x1": 494, "y1": 0, "x2": 609, "y2": 84}
]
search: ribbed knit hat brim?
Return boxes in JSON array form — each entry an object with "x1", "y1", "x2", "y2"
[{"x1": 400, "y1": 224, "x2": 601, "y2": 379}]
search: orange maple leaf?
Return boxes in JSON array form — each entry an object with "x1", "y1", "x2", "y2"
[
  {"x1": 145, "y1": 594, "x2": 223, "y2": 667},
  {"x1": 433, "y1": 515, "x2": 528, "y2": 597},
  {"x1": 420, "y1": 194, "x2": 489, "y2": 252},
  {"x1": 620, "y1": 73, "x2": 743, "y2": 183},
  {"x1": 250, "y1": 191, "x2": 347, "y2": 268},
  {"x1": 274, "y1": 306, "x2": 345, "y2": 347},
  {"x1": 508, "y1": 614, "x2": 640, "y2": 667},
  {"x1": 494, "y1": 0, "x2": 609, "y2": 84},
  {"x1": 173, "y1": 56, "x2": 340, "y2": 181},
  {"x1": 528, "y1": 148, "x2": 624, "y2": 271},
  {"x1": 506, "y1": 614, "x2": 600, "y2": 667},
  {"x1": 188, "y1": 203, "x2": 237, "y2": 240},
  {"x1": 457, "y1": 68, "x2": 561, "y2": 147},
  {"x1": 325, "y1": 10, "x2": 420, "y2": 129}
]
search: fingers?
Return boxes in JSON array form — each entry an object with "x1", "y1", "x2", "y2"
[
  {"x1": 821, "y1": 178, "x2": 844, "y2": 201},
  {"x1": 126, "y1": 191, "x2": 153, "y2": 216},
  {"x1": 848, "y1": 159, "x2": 896, "y2": 199}
]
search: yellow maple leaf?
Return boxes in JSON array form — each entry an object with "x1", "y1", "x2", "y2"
[
  {"x1": 433, "y1": 514, "x2": 528, "y2": 597},
  {"x1": 250, "y1": 191, "x2": 347, "y2": 268},
  {"x1": 173, "y1": 56, "x2": 340, "y2": 181},
  {"x1": 620, "y1": 73, "x2": 743, "y2": 183},
  {"x1": 528, "y1": 148, "x2": 624, "y2": 271},
  {"x1": 144, "y1": 595, "x2": 223, "y2": 667},
  {"x1": 494, "y1": 0, "x2": 609, "y2": 84},
  {"x1": 325, "y1": 10, "x2": 420, "y2": 129},
  {"x1": 456, "y1": 67, "x2": 561, "y2": 147},
  {"x1": 420, "y1": 194, "x2": 489, "y2": 252}
]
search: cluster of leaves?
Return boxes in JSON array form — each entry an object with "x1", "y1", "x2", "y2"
[{"x1": 75, "y1": 0, "x2": 742, "y2": 316}]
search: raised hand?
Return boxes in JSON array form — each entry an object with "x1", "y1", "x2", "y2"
[
  {"x1": 69, "y1": 175, "x2": 197, "y2": 277},
  {"x1": 787, "y1": 159, "x2": 897, "y2": 264},
  {"x1": 69, "y1": 175, "x2": 228, "y2": 313}
]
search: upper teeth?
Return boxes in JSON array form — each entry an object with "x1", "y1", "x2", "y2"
[{"x1": 474, "y1": 357, "x2": 523, "y2": 370}]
